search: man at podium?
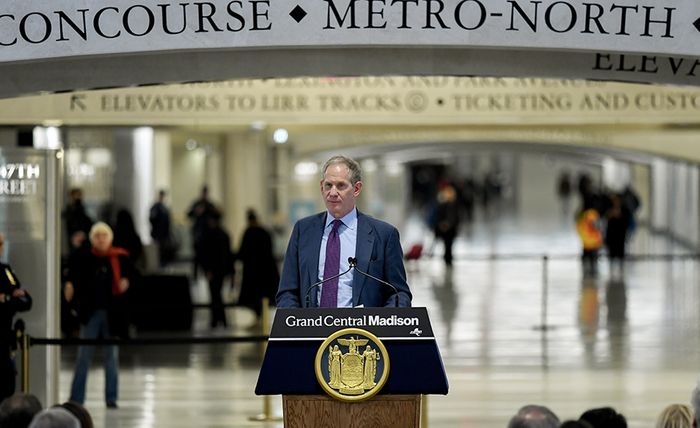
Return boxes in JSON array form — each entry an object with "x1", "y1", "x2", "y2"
[{"x1": 276, "y1": 155, "x2": 412, "y2": 308}]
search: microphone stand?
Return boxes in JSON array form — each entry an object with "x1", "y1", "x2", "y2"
[
  {"x1": 348, "y1": 257, "x2": 400, "y2": 307},
  {"x1": 304, "y1": 265, "x2": 354, "y2": 307}
]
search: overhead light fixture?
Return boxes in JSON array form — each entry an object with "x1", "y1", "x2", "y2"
[
  {"x1": 273, "y1": 128, "x2": 289, "y2": 144},
  {"x1": 32, "y1": 126, "x2": 62, "y2": 149},
  {"x1": 251, "y1": 121, "x2": 267, "y2": 131},
  {"x1": 294, "y1": 161, "x2": 318, "y2": 177}
]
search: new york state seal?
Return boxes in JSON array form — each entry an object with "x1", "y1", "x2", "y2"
[{"x1": 315, "y1": 328, "x2": 390, "y2": 402}]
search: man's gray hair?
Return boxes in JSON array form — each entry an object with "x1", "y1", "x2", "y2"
[
  {"x1": 507, "y1": 404, "x2": 561, "y2": 428},
  {"x1": 322, "y1": 156, "x2": 362, "y2": 185},
  {"x1": 28, "y1": 408, "x2": 80, "y2": 428},
  {"x1": 691, "y1": 379, "x2": 700, "y2": 424}
]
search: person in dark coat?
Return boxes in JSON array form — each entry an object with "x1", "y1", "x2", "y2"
[
  {"x1": 435, "y1": 185, "x2": 460, "y2": 266},
  {"x1": 187, "y1": 186, "x2": 218, "y2": 277},
  {"x1": 64, "y1": 222, "x2": 134, "y2": 408},
  {"x1": 149, "y1": 190, "x2": 174, "y2": 267},
  {"x1": 196, "y1": 213, "x2": 233, "y2": 329},
  {"x1": 237, "y1": 209, "x2": 279, "y2": 320},
  {"x1": 63, "y1": 188, "x2": 93, "y2": 252},
  {"x1": 0, "y1": 233, "x2": 32, "y2": 401},
  {"x1": 113, "y1": 209, "x2": 143, "y2": 268},
  {"x1": 604, "y1": 194, "x2": 631, "y2": 276}
]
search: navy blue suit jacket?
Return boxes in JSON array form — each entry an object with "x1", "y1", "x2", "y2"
[{"x1": 276, "y1": 211, "x2": 412, "y2": 308}]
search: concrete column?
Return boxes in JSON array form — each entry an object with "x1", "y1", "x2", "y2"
[
  {"x1": 113, "y1": 127, "x2": 154, "y2": 242},
  {"x1": 223, "y1": 131, "x2": 269, "y2": 244},
  {"x1": 152, "y1": 130, "x2": 172, "y2": 199},
  {"x1": 651, "y1": 158, "x2": 670, "y2": 232}
]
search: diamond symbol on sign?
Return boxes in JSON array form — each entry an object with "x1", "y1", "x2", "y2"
[
  {"x1": 290, "y1": 5, "x2": 307, "y2": 23},
  {"x1": 694, "y1": 17, "x2": 700, "y2": 33}
]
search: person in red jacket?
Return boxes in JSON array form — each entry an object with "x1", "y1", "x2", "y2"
[{"x1": 64, "y1": 222, "x2": 134, "y2": 408}]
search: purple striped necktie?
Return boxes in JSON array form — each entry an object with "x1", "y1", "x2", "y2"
[{"x1": 320, "y1": 219, "x2": 342, "y2": 307}]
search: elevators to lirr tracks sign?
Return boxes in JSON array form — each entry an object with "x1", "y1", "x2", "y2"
[{"x1": 0, "y1": 0, "x2": 699, "y2": 62}]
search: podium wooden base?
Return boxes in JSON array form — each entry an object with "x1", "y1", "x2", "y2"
[{"x1": 283, "y1": 395, "x2": 420, "y2": 428}]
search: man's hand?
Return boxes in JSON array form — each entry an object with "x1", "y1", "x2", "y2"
[
  {"x1": 64, "y1": 282, "x2": 74, "y2": 302},
  {"x1": 118, "y1": 278, "x2": 129, "y2": 294},
  {"x1": 11, "y1": 288, "x2": 26, "y2": 298}
]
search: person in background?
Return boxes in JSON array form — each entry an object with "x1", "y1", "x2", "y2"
[
  {"x1": 507, "y1": 404, "x2": 560, "y2": 428},
  {"x1": 576, "y1": 208, "x2": 602, "y2": 277},
  {"x1": 655, "y1": 403, "x2": 693, "y2": 428},
  {"x1": 0, "y1": 233, "x2": 32, "y2": 401},
  {"x1": 149, "y1": 190, "x2": 174, "y2": 268},
  {"x1": 604, "y1": 193, "x2": 631, "y2": 277},
  {"x1": 557, "y1": 170, "x2": 573, "y2": 215},
  {"x1": 187, "y1": 185, "x2": 218, "y2": 277},
  {"x1": 196, "y1": 212, "x2": 233, "y2": 329},
  {"x1": 460, "y1": 175, "x2": 476, "y2": 225},
  {"x1": 237, "y1": 209, "x2": 279, "y2": 323},
  {"x1": 113, "y1": 209, "x2": 144, "y2": 269},
  {"x1": 435, "y1": 184, "x2": 460, "y2": 267},
  {"x1": 64, "y1": 222, "x2": 134, "y2": 408},
  {"x1": 63, "y1": 188, "x2": 93, "y2": 250},
  {"x1": 0, "y1": 392, "x2": 42, "y2": 428},
  {"x1": 622, "y1": 185, "x2": 641, "y2": 238}
]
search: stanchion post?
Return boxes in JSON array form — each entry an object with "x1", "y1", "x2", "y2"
[
  {"x1": 533, "y1": 255, "x2": 555, "y2": 331},
  {"x1": 249, "y1": 297, "x2": 282, "y2": 422},
  {"x1": 541, "y1": 255, "x2": 548, "y2": 328},
  {"x1": 21, "y1": 332, "x2": 30, "y2": 393},
  {"x1": 421, "y1": 395, "x2": 428, "y2": 427}
]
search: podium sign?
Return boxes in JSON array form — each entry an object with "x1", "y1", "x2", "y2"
[{"x1": 255, "y1": 307, "x2": 448, "y2": 397}]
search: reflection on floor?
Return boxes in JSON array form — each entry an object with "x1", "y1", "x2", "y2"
[{"x1": 59, "y1": 212, "x2": 700, "y2": 428}]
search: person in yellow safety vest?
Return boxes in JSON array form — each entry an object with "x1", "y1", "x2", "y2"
[{"x1": 576, "y1": 209, "x2": 602, "y2": 277}]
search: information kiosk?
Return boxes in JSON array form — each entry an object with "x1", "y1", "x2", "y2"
[{"x1": 256, "y1": 307, "x2": 448, "y2": 427}]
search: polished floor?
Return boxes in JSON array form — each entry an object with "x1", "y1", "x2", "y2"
[{"x1": 58, "y1": 204, "x2": 700, "y2": 428}]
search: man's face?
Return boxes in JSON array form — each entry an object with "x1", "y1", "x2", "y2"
[{"x1": 320, "y1": 163, "x2": 362, "y2": 219}]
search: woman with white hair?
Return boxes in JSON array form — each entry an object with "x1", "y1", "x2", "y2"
[
  {"x1": 64, "y1": 222, "x2": 134, "y2": 409},
  {"x1": 692, "y1": 381, "x2": 700, "y2": 428},
  {"x1": 655, "y1": 403, "x2": 693, "y2": 428}
]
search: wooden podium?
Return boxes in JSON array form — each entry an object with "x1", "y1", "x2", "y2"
[
  {"x1": 284, "y1": 395, "x2": 420, "y2": 428},
  {"x1": 256, "y1": 308, "x2": 448, "y2": 428}
]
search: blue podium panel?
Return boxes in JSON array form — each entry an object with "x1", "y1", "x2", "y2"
[{"x1": 255, "y1": 308, "x2": 448, "y2": 396}]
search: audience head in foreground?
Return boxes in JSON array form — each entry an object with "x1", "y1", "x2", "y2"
[
  {"x1": 0, "y1": 393, "x2": 42, "y2": 428},
  {"x1": 28, "y1": 408, "x2": 80, "y2": 428},
  {"x1": 579, "y1": 407, "x2": 627, "y2": 428},
  {"x1": 507, "y1": 404, "x2": 561, "y2": 428},
  {"x1": 56, "y1": 402, "x2": 93, "y2": 428},
  {"x1": 560, "y1": 421, "x2": 593, "y2": 428},
  {"x1": 655, "y1": 403, "x2": 693, "y2": 428},
  {"x1": 692, "y1": 380, "x2": 700, "y2": 428}
]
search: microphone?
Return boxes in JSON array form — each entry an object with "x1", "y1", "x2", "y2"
[
  {"x1": 348, "y1": 257, "x2": 400, "y2": 307},
  {"x1": 304, "y1": 264, "x2": 354, "y2": 307}
]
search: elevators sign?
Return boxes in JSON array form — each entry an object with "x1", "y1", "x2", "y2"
[{"x1": 315, "y1": 328, "x2": 389, "y2": 402}]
